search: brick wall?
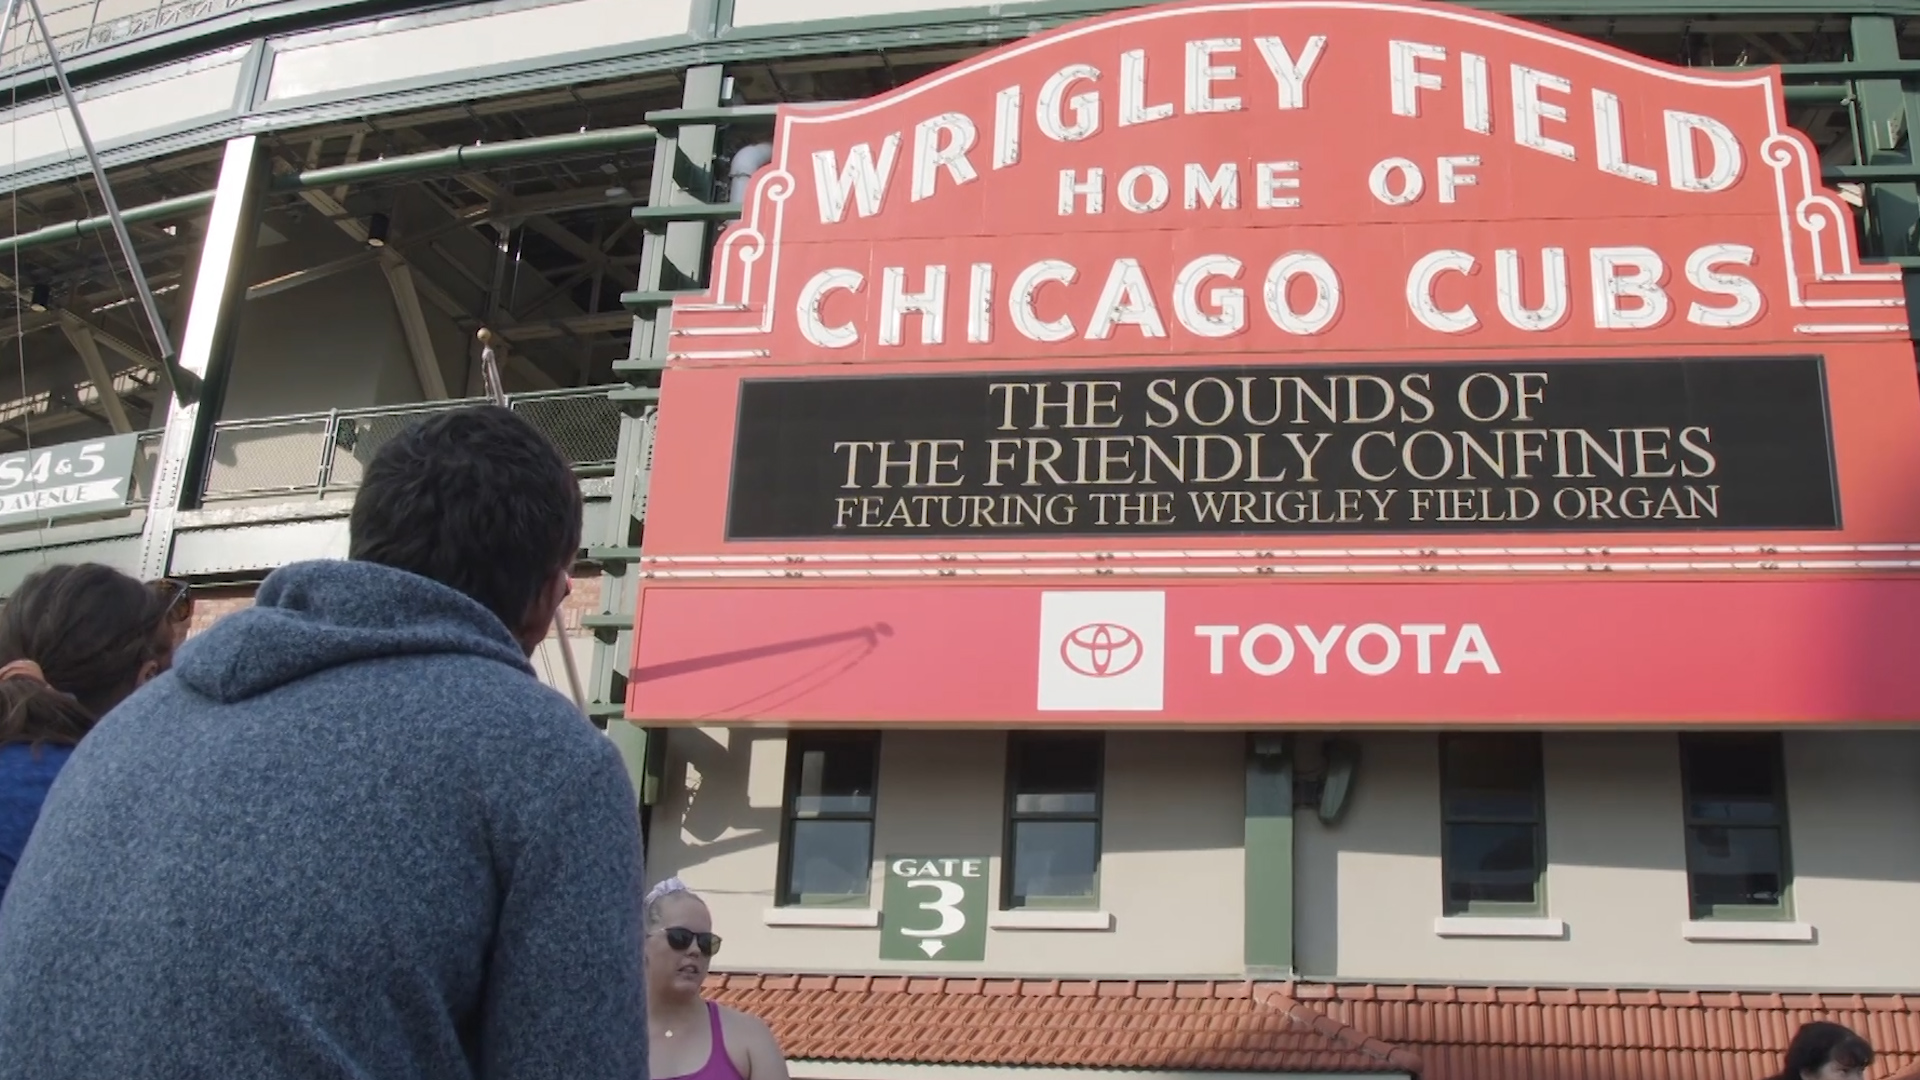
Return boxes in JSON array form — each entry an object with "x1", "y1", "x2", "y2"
[{"x1": 184, "y1": 573, "x2": 607, "y2": 639}]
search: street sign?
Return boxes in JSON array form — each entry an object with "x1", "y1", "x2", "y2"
[
  {"x1": 879, "y1": 855, "x2": 988, "y2": 962},
  {"x1": 0, "y1": 432, "x2": 140, "y2": 529}
]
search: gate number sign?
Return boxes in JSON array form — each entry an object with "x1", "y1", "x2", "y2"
[{"x1": 879, "y1": 855, "x2": 988, "y2": 962}]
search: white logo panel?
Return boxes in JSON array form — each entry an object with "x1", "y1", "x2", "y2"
[{"x1": 1037, "y1": 590, "x2": 1167, "y2": 712}]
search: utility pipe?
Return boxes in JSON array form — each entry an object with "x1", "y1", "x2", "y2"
[
  {"x1": 269, "y1": 124, "x2": 658, "y2": 193},
  {"x1": 728, "y1": 141, "x2": 774, "y2": 203},
  {"x1": 0, "y1": 124, "x2": 659, "y2": 259},
  {"x1": 0, "y1": 190, "x2": 215, "y2": 258}
]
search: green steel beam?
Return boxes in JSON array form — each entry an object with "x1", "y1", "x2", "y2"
[
  {"x1": 1245, "y1": 735, "x2": 1295, "y2": 976},
  {"x1": 1780, "y1": 60, "x2": 1920, "y2": 79},
  {"x1": 0, "y1": 124, "x2": 658, "y2": 260},
  {"x1": 646, "y1": 105, "x2": 782, "y2": 128},
  {"x1": 1827, "y1": 163, "x2": 1920, "y2": 182},
  {"x1": 1786, "y1": 85, "x2": 1852, "y2": 104},
  {"x1": 16, "y1": 0, "x2": 1920, "y2": 122},
  {"x1": 622, "y1": 289, "x2": 703, "y2": 311},
  {"x1": 13, "y1": 43, "x2": 1920, "y2": 270},
  {"x1": 607, "y1": 385, "x2": 663, "y2": 405},
  {"x1": 595, "y1": 63, "x2": 729, "y2": 787},
  {"x1": 1850, "y1": 16, "x2": 1920, "y2": 260},
  {"x1": 631, "y1": 202, "x2": 743, "y2": 226},
  {"x1": 605, "y1": 719, "x2": 653, "y2": 802}
]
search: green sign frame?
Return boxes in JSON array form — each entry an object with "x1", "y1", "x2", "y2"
[
  {"x1": 879, "y1": 855, "x2": 989, "y2": 962},
  {"x1": 0, "y1": 433, "x2": 140, "y2": 529}
]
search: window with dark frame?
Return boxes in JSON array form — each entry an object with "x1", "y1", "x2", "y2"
[
  {"x1": 1439, "y1": 733, "x2": 1546, "y2": 917},
  {"x1": 1679, "y1": 734, "x2": 1792, "y2": 920},
  {"x1": 776, "y1": 734, "x2": 880, "y2": 907},
  {"x1": 1003, "y1": 734, "x2": 1103, "y2": 910}
]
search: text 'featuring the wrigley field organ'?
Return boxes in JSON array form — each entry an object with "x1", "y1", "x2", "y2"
[{"x1": 725, "y1": 356, "x2": 1838, "y2": 540}]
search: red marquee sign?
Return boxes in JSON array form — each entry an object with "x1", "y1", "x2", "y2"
[{"x1": 628, "y1": 0, "x2": 1920, "y2": 727}]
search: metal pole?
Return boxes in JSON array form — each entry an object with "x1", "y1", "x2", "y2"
[
  {"x1": 477, "y1": 328, "x2": 590, "y2": 716},
  {"x1": 0, "y1": 0, "x2": 24, "y2": 72},
  {"x1": 19, "y1": 0, "x2": 197, "y2": 403}
]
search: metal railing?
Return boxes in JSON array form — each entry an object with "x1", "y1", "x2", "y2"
[
  {"x1": 126, "y1": 428, "x2": 165, "y2": 505},
  {"x1": 199, "y1": 386, "x2": 622, "y2": 502}
]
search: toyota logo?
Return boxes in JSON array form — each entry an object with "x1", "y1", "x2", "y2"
[{"x1": 1060, "y1": 622, "x2": 1143, "y2": 678}]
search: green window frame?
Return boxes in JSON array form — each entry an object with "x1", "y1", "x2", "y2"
[
  {"x1": 775, "y1": 732, "x2": 880, "y2": 908},
  {"x1": 1439, "y1": 733, "x2": 1547, "y2": 917},
  {"x1": 1002, "y1": 733, "x2": 1104, "y2": 910},
  {"x1": 1679, "y1": 733, "x2": 1793, "y2": 921}
]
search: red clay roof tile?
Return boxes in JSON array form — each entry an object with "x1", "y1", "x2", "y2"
[
  {"x1": 708, "y1": 973, "x2": 1920, "y2": 1079},
  {"x1": 708, "y1": 973, "x2": 1408, "y2": 1074},
  {"x1": 1300, "y1": 982, "x2": 1920, "y2": 1080}
]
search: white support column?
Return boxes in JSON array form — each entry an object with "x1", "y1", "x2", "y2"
[
  {"x1": 58, "y1": 315, "x2": 133, "y2": 433},
  {"x1": 137, "y1": 135, "x2": 267, "y2": 581},
  {"x1": 381, "y1": 261, "x2": 450, "y2": 400}
]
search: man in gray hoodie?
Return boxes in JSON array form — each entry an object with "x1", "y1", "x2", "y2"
[{"x1": 0, "y1": 406, "x2": 647, "y2": 1080}]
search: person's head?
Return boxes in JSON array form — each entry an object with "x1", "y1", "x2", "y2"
[
  {"x1": 1775, "y1": 1022, "x2": 1873, "y2": 1080},
  {"x1": 347, "y1": 406, "x2": 583, "y2": 655},
  {"x1": 644, "y1": 878, "x2": 720, "y2": 1001},
  {"x1": 0, "y1": 563, "x2": 178, "y2": 748}
]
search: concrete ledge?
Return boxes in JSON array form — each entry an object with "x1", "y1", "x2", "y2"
[
  {"x1": 762, "y1": 907, "x2": 881, "y2": 929},
  {"x1": 988, "y1": 909, "x2": 1114, "y2": 931},
  {"x1": 1683, "y1": 920, "x2": 1815, "y2": 943},
  {"x1": 1433, "y1": 916, "x2": 1568, "y2": 939}
]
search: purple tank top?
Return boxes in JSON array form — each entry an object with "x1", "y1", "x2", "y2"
[{"x1": 683, "y1": 1001, "x2": 748, "y2": 1080}]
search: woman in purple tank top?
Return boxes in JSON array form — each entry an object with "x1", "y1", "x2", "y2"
[{"x1": 646, "y1": 879, "x2": 792, "y2": 1080}]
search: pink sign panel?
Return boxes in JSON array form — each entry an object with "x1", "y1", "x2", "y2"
[{"x1": 629, "y1": 578, "x2": 1920, "y2": 726}]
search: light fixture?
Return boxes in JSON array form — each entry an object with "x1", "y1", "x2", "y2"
[
  {"x1": 28, "y1": 283, "x2": 49, "y2": 312},
  {"x1": 366, "y1": 212, "x2": 390, "y2": 248}
]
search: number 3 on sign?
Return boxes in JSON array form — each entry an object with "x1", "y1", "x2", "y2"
[
  {"x1": 878, "y1": 855, "x2": 988, "y2": 962},
  {"x1": 900, "y1": 879, "x2": 967, "y2": 939}
]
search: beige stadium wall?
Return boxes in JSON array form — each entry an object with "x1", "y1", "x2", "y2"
[
  {"x1": 649, "y1": 727, "x2": 1250, "y2": 978},
  {"x1": 1295, "y1": 730, "x2": 1920, "y2": 991}
]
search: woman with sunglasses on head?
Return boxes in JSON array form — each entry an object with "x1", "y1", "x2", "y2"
[
  {"x1": 646, "y1": 878, "x2": 792, "y2": 1080},
  {"x1": 0, "y1": 564, "x2": 179, "y2": 904}
]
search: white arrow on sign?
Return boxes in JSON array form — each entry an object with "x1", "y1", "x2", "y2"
[{"x1": 919, "y1": 940, "x2": 944, "y2": 957}]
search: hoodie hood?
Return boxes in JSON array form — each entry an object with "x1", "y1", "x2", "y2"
[{"x1": 175, "y1": 559, "x2": 534, "y2": 704}]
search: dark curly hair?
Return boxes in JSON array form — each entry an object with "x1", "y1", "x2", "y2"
[
  {"x1": 347, "y1": 405, "x2": 582, "y2": 635},
  {"x1": 0, "y1": 563, "x2": 177, "y2": 749},
  {"x1": 1768, "y1": 1021, "x2": 1873, "y2": 1080}
]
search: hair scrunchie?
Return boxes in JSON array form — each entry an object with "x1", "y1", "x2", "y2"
[{"x1": 0, "y1": 658, "x2": 47, "y2": 685}]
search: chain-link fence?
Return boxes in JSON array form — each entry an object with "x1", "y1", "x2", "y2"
[
  {"x1": 201, "y1": 416, "x2": 333, "y2": 498},
  {"x1": 125, "y1": 430, "x2": 166, "y2": 506},
  {"x1": 508, "y1": 391, "x2": 622, "y2": 471},
  {"x1": 199, "y1": 387, "x2": 623, "y2": 503}
]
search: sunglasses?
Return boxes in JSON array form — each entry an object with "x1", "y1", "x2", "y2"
[
  {"x1": 153, "y1": 578, "x2": 193, "y2": 623},
  {"x1": 660, "y1": 926, "x2": 722, "y2": 957}
]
